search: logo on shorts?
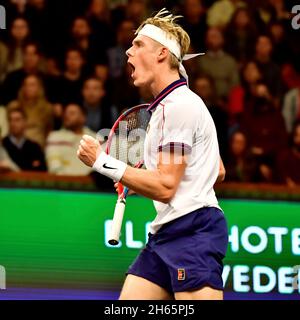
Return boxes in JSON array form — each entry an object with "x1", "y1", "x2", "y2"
[{"x1": 178, "y1": 268, "x2": 185, "y2": 281}]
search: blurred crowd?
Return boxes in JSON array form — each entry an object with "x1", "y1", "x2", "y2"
[{"x1": 0, "y1": 0, "x2": 300, "y2": 187}]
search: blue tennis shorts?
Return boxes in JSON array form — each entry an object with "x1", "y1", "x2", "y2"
[{"x1": 127, "y1": 206, "x2": 228, "y2": 293}]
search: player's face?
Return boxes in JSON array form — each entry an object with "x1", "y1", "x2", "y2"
[{"x1": 126, "y1": 35, "x2": 159, "y2": 88}]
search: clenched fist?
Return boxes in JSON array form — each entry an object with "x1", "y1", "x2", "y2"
[{"x1": 77, "y1": 135, "x2": 102, "y2": 167}]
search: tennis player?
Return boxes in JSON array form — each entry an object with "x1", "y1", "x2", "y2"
[{"x1": 77, "y1": 9, "x2": 228, "y2": 300}]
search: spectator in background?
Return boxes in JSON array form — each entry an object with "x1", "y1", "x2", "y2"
[
  {"x1": 268, "y1": 21, "x2": 289, "y2": 65},
  {"x1": 249, "y1": 0, "x2": 277, "y2": 30},
  {"x1": 85, "y1": 0, "x2": 113, "y2": 52},
  {"x1": 197, "y1": 27, "x2": 240, "y2": 105},
  {"x1": 268, "y1": 0, "x2": 292, "y2": 24},
  {"x1": 181, "y1": 0, "x2": 207, "y2": 52},
  {"x1": 2, "y1": 108, "x2": 47, "y2": 171},
  {"x1": 110, "y1": 63, "x2": 141, "y2": 120},
  {"x1": 0, "y1": 17, "x2": 31, "y2": 82},
  {"x1": 126, "y1": 0, "x2": 147, "y2": 25},
  {"x1": 206, "y1": 0, "x2": 246, "y2": 28},
  {"x1": 59, "y1": 47, "x2": 86, "y2": 105},
  {"x1": 0, "y1": 106, "x2": 8, "y2": 138},
  {"x1": 240, "y1": 81, "x2": 288, "y2": 181},
  {"x1": 281, "y1": 63, "x2": 300, "y2": 92},
  {"x1": 1, "y1": 42, "x2": 45, "y2": 105},
  {"x1": 225, "y1": 131, "x2": 259, "y2": 182},
  {"x1": 0, "y1": 140, "x2": 20, "y2": 173},
  {"x1": 0, "y1": 41, "x2": 7, "y2": 83},
  {"x1": 107, "y1": 19, "x2": 136, "y2": 79},
  {"x1": 254, "y1": 34, "x2": 282, "y2": 105},
  {"x1": 81, "y1": 77, "x2": 112, "y2": 132},
  {"x1": 94, "y1": 63, "x2": 109, "y2": 84},
  {"x1": 228, "y1": 61, "x2": 263, "y2": 128},
  {"x1": 224, "y1": 7, "x2": 258, "y2": 66},
  {"x1": 276, "y1": 122, "x2": 300, "y2": 187},
  {"x1": 46, "y1": 103, "x2": 96, "y2": 176},
  {"x1": 7, "y1": 74, "x2": 53, "y2": 147},
  {"x1": 42, "y1": 56, "x2": 64, "y2": 130},
  {"x1": 282, "y1": 80, "x2": 300, "y2": 134},
  {"x1": 68, "y1": 16, "x2": 105, "y2": 71},
  {"x1": 26, "y1": 0, "x2": 51, "y2": 54},
  {"x1": 192, "y1": 74, "x2": 228, "y2": 159},
  {"x1": 112, "y1": 0, "x2": 147, "y2": 26},
  {"x1": 5, "y1": 0, "x2": 31, "y2": 23},
  {"x1": 43, "y1": 56, "x2": 62, "y2": 103}
]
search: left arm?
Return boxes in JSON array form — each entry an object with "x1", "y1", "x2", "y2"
[{"x1": 77, "y1": 135, "x2": 186, "y2": 203}]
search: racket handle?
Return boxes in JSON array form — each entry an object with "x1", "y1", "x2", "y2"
[{"x1": 108, "y1": 197, "x2": 126, "y2": 246}]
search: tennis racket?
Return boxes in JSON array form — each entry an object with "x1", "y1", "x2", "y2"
[{"x1": 105, "y1": 103, "x2": 151, "y2": 246}]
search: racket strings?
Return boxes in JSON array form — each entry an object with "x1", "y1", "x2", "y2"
[{"x1": 108, "y1": 107, "x2": 151, "y2": 167}]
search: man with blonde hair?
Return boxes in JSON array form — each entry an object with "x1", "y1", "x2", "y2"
[{"x1": 77, "y1": 9, "x2": 228, "y2": 300}]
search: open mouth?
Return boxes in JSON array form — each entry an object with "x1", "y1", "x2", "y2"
[{"x1": 128, "y1": 61, "x2": 135, "y2": 77}]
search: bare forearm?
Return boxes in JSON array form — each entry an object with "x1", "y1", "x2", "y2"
[{"x1": 121, "y1": 166, "x2": 176, "y2": 203}]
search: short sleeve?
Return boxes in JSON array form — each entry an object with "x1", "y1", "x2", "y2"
[{"x1": 158, "y1": 103, "x2": 197, "y2": 155}]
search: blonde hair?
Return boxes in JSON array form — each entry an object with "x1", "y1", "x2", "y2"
[{"x1": 136, "y1": 8, "x2": 190, "y2": 70}]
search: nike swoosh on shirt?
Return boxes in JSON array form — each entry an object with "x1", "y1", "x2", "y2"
[{"x1": 103, "y1": 163, "x2": 117, "y2": 170}]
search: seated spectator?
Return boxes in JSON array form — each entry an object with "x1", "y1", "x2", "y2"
[
  {"x1": 107, "y1": 19, "x2": 136, "y2": 79},
  {"x1": 7, "y1": 74, "x2": 53, "y2": 147},
  {"x1": 126, "y1": 0, "x2": 148, "y2": 25},
  {"x1": 281, "y1": 63, "x2": 300, "y2": 92},
  {"x1": 59, "y1": 47, "x2": 86, "y2": 105},
  {"x1": 94, "y1": 64, "x2": 109, "y2": 84},
  {"x1": 1, "y1": 42, "x2": 45, "y2": 105},
  {"x1": 267, "y1": 0, "x2": 292, "y2": 24},
  {"x1": 240, "y1": 81, "x2": 288, "y2": 181},
  {"x1": 5, "y1": 0, "x2": 31, "y2": 21},
  {"x1": 224, "y1": 7, "x2": 258, "y2": 66},
  {"x1": 82, "y1": 77, "x2": 112, "y2": 132},
  {"x1": 206, "y1": 0, "x2": 246, "y2": 28},
  {"x1": 43, "y1": 56, "x2": 63, "y2": 105},
  {"x1": 85, "y1": 0, "x2": 113, "y2": 56},
  {"x1": 228, "y1": 61, "x2": 263, "y2": 127},
  {"x1": 111, "y1": 0, "x2": 148, "y2": 26},
  {"x1": 0, "y1": 106, "x2": 8, "y2": 138},
  {"x1": 0, "y1": 17, "x2": 31, "y2": 82},
  {"x1": 86, "y1": 0, "x2": 111, "y2": 32},
  {"x1": 254, "y1": 34, "x2": 282, "y2": 106},
  {"x1": 26, "y1": 0, "x2": 51, "y2": 54},
  {"x1": 181, "y1": 0, "x2": 207, "y2": 52},
  {"x1": 110, "y1": 64, "x2": 141, "y2": 120},
  {"x1": 2, "y1": 108, "x2": 47, "y2": 171},
  {"x1": 46, "y1": 103, "x2": 96, "y2": 175},
  {"x1": 0, "y1": 139, "x2": 20, "y2": 173},
  {"x1": 268, "y1": 21, "x2": 289, "y2": 65},
  {"x1": 0, "y1": 41, "x2": 8, "y2": 83},
  {"x1": 197, "y1": 27, "x2": 240, "y2": 104},
  {"x1": 225, "y1": 131, "x2": 259, "y2": 182},
  {"x1": 192, "y1": 74, "x2": 228, "y2": 159},
  {"x1": 68, "y1": 16, "x2": 106, "y2": 70},
  {"x1": 282, "y1": 81, "x2": 300, "y2": 134},
  {"x1": 276, "y1": 122, "x2": 300, "y2": 187}
]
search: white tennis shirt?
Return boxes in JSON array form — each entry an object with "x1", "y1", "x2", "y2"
[{"x1": 144, "y1": 78, "x2": 222, "y2": 234}]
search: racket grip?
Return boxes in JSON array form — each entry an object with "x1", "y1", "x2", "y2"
[{"x1": 108, "y1": 197, "x2": 126, "y2": 246}]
